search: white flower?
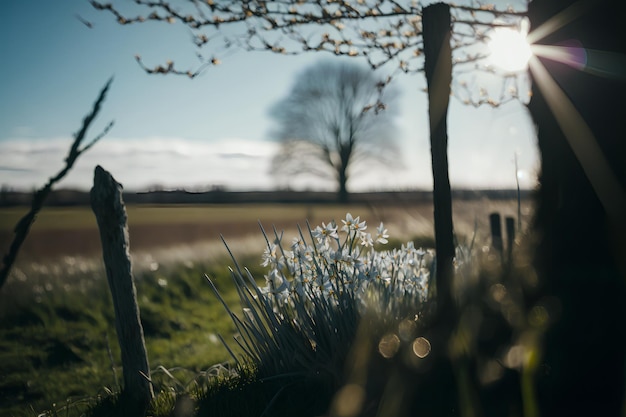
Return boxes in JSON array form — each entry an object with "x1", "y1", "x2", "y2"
[
  {"x1": 341, "y1": 213, "x2": 367, "y2": 233},
  {"x1": 338, "y1": 247, "x2": 355, "y2": 265},
  {"x1": 291, "y1": 236, "x2": 305, "y2": 251},
  {"x1": 360, "y1": 232, "x2": 374, "y2": 247},
  {"x1": 402, "y1": 241, "x2": 415, "y2": 252},
  {"x1": 330, "y1": 249, "x2": 344, "y2": 262},
  {"x1": 255, "y1": 213, "x2": 439, "y2": 314},
  {"x1": 312, "y1": 222, "x2": 339, "y2": 243},
  {"x1": 261, "y1": 243, "x2": 282, "y2": 268},
  {"x1": 375, "y1": 222, "x2": 389, "y2": 244},
  {"x1": 263, "y1": 269, "x2": 288, "y2": 293}
]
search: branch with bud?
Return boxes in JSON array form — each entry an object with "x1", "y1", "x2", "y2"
[{"x1": 90, "y1": 0, "x2": 529, "y2": 107}]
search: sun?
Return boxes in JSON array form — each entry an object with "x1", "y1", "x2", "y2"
[{"x1": 487, "y1": 24, "x2": 532, "y2": 72}]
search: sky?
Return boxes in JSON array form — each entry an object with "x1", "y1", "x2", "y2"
[{"x1": 0, "y1": 0, "x2": 538, "y2": 193}]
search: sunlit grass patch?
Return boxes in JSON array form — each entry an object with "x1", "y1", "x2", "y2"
[{"x1": 0, "y1": 257, "x2": 262, "y2": 417}]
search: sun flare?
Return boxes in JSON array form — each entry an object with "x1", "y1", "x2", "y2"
[{"x1": 488, "y1": 24, "x2": 532, "y2": 72}]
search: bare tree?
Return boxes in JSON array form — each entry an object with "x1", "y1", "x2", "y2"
[{"x1": 269, "y1": 60, "x2": 399, "y2": 202}]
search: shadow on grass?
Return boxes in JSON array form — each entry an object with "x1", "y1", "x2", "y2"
[{"x1": 197, "y1": 366, "x2": 334, "y2": 417}]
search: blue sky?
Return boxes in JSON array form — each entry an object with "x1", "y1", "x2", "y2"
[{"x1": 0, "y1": 0, "x2": 537, "y2": 192}]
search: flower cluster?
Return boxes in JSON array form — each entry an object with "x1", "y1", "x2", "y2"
[{"x1": 258, "y1": 213, "x2": 434, "y2": 316}]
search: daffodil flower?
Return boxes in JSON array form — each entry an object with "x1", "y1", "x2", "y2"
[
  {"x1": 256, "y1": 214, "x2": 437, "y2": 313},
  {"x1": 375, "y1": 222, "x2": 389, "y2": 244},
  {"x1": 341, "y1": 213, "x2": 366, "y2": 233}
]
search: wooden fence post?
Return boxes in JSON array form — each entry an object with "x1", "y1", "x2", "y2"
[
  {"x1": 489, "y1": 212, "x2": 503, "y2": 266},
  {"x1": 505, "y1": 216, "x2": 515, "y2": 268},
  {"x1": 91, "y1": 165, "x2": 153, "y2": 414}
]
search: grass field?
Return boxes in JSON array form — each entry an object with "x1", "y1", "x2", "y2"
[
  {"x1": 0, "y1": 199, "x2": 533, "y2": 416},
  {"x1": 0, "y1": 200, "x2": 532, "y2": 261}
]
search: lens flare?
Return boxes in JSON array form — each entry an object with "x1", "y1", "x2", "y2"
[
  {"x1": 488, "y1": 26, "x2": 532, "y2": 72},
  {"x1": 378, "y1": 333, "x2": 401, "y2": 358},
  {"x1": 332, "y1": 384, "x2": 365, "y2": 417},
  {"x1": 412, "y1": 337, "x2": 431, "y2": 359}
]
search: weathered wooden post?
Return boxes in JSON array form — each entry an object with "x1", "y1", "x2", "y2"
[
  {"x1": 489, "y1": 212, "x2": 503, "y2": 265},
  {"x1": 504, "y1": 216, "x2": 515, "y2": 268},
  {"x1": 91, "y1": 165, "x2": 153, "y2": 414}
]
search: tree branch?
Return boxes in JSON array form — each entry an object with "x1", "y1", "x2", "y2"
[
  {"x1": 0, "y1": 78, "x2": 114, "y2": 290},
  {"x1": 90, "y1": 0, "x2": 527, "y2": 88}
]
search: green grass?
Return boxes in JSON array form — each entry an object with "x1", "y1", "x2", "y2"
[
  {"x1": 0, "y1": 257, "x2": 267, "y2": 417},
  {"x1": 0, "y1": 241, "x2": 438, "y2": 417}
]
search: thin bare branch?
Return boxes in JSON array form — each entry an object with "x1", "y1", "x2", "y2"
[
  {"x1": 90, "y1": 0, "x2": 528, "y2": 98},
  {"x1": 0, "y1": 78, "x2": 114, "y2": 290}
]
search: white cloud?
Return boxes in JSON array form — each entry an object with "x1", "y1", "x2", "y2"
[
  {"x1": 0, "y1": 137, "x2": 283, "y2": 191},
  {"x1": 0, "y1": 136, "x2": 434, "y2": 192},
  {"x1": 0, "y1": 131, "x2": 538, "y2": 192}
]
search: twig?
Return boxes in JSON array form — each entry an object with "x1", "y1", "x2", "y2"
[
  {"x1": 0, "y1": 78, "x2": 114, "y2": 290},
  {"x1": 105, "y1": 331, "x2": 121, "y2": 392}
]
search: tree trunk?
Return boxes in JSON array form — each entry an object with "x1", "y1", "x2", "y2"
[
  {"x1": 422, "y1": 3, "x2": 455, "y2": 316},
  {"x1": 338, "y1": 166, "x2": 349, "y2": 203},
  {"x1": 527, "y1": 1, "x2": 626, "y2": 415},
  {"x1": 91, "y1": 165, "x2": 153, "y2": 415},
  {"x1": 337, "y1": 142, "x2": 351, "y2": 203}
]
